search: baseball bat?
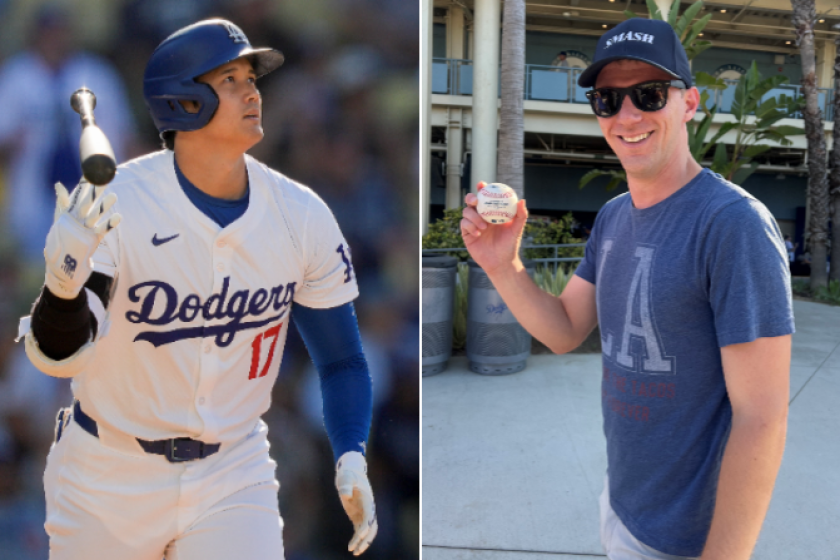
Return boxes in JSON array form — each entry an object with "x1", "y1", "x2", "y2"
[{"x1": 70, "y1": 88, "x2": 117, "y2": 186}]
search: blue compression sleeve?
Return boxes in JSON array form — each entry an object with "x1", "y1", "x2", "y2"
[{"x1": 292, "y1": 302, "x2": 372, "y2": 461}]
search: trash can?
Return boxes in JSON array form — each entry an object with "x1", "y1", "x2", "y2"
[
  {"x1": 422, "y1": 254, "x2": 459, "y2": 377},
  {"x1": 466, "y1": 259, "x2": 534, "y2": 375}
]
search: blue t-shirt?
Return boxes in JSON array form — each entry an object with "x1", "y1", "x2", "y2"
[{"x1": 575, "y1": 169, "x2": 794, "y2": 556}]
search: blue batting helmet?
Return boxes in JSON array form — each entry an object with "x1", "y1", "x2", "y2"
[{"x1": 143, "y1": 19, "x2": 284, "y2": 134}]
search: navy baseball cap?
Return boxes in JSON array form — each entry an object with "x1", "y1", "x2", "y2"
[{"x1": 578, "y1": 19, "x2": 692, "y2": 88}]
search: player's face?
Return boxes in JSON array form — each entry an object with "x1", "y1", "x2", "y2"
[
  {"x1": 195, "y1": 58, "x2": 263, "y2": 150},
  {"x1": 594, "y1": 60, "x2": 699, "y2": 181}
]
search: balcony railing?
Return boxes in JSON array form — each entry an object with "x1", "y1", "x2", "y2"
[
  {"x1": 432, "y1": 58, "x2": 474, "y2": 95},
  {"x1": 432, "y1": 59, "x2": 835, "y2": 121}
]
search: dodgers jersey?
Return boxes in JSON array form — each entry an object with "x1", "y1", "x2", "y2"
[
  {"x1": 575, "y1": 169, "x2": 794, "y2": 556},
  {"x1": 75, "y1": 150, "x2": 358, "y2": 445}
]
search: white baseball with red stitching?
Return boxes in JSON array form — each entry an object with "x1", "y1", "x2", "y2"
[{"x1": 477, "y1": 183, "x2": 518, "y2": 224}]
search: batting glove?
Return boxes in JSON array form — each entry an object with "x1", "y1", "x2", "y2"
[
  {"x1": 44, "y1": 180, "x2": 120, "y2": 299},
  {"x1": 336, "y1": 451, "x2": 378, "y2": 556}
]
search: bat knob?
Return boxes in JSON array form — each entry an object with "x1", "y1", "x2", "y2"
[
  {"x1": 82, "y1": 154, "x2": 117, "y2": 186},
  {"x1": 70, "y1": 88, "x2": 96, "y2": 114}
]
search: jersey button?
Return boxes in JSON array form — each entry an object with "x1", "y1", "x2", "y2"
[
  {"x1": 203, "y1": 344, "x2": 211, "y2": 353},
  {"x1": 198, "y1": 397, "x2": 206, "y2": 405},
  {"x1": 217, "y1": 240, "x2": 226, "y2": 248},
  {"x1": 216, "y1": 263, "x2": 225, "y2": 271}
]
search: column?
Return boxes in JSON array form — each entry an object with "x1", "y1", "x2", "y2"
[
  {"x1": 446, "y1": 6, "x2": 466, "y2": 209},
  {"x1": 653, "y1": 0, "x2": 674, "y2": 20},
  {"x1": 470, "y1": 0, "x2": 501, "y2": 190},
  {"x1": 447, "y1": 5, "x2": 465, "y2": 60},
  {"x1": 421, "y1": 0, "x2": 433, "y2": 232},
  {"x1": 446, "y1": 109, "x2": 464, "y2": 209},
  {"x1": 815, "y1": 39, "x2": 836, "y2": 90}
]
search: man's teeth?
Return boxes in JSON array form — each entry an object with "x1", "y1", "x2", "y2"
[{"x1": 623, "y1": 132, "x2": 651, "y2": 143}]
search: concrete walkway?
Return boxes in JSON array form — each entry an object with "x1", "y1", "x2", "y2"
[{"x1": 422, "y1": 300, "x2": 840, "y2": 560}]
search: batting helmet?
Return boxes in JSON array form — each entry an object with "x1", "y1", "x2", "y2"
[{"x1": 143, "y1": 19, "x2": 284, "y2": 134}]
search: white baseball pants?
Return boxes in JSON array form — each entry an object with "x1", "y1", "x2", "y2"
[
  {"x1": 599, "y1": 477, "x2": 698, "y2": 560},
  {"x1": 44, "y1": 416, "x2": 284, "y2": 560}
]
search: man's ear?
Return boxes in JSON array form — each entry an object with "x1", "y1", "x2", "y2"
[
  {"x1": 683, "y1": 87, "x2": 701, "y2": 123},
  {"x1": 178, "y1": 100, "x2": 201, "y2": 114}
]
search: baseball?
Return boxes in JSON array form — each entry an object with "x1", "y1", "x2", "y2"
[{"x1": 477, "y1": 183, "x2": 518, "y2": 224}]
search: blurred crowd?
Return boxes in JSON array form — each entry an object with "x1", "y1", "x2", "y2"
[{"x1": 0, "y1": 1, "x2": 418, "y2": 559}]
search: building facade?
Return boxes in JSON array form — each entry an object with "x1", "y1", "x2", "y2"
[{"x1": 421, "y1": 0, "x2": 838, "y2": 252}]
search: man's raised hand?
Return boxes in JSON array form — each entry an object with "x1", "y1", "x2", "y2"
[
  {"x1": 44, "y1": 180, "x2": 121, "y2": 299},
  {"x1": 460, "y1": 182, "x2": 528, "y2": 275}
]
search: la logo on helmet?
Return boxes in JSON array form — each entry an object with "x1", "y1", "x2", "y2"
[{"x1": 223, "y1": 22, "x2": 248, "y2": 44}]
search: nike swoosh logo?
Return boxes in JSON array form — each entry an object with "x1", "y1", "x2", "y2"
[{"x1": 152, "y1": 233, "x2": 180, "y2": 246}]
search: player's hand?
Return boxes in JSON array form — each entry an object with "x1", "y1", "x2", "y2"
[
  {"x1": 44, "y1": 180, "x2": 121, "y2": 299},
  {"x1": 336, "y1": 451, "x2": 378, "y2": 556},
  {"x1": 460, "y1": 181, "x2": 528, "y2": 275}
]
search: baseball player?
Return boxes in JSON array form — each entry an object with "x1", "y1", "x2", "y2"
[
  {"x1": 17, "y1": 19, "x2": 377, "y2": 559},
  {"x1": 461, "y1": 19, "x2": 792, "y2": 560}
]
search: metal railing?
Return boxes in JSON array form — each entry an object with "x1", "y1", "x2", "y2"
[
  {"x1": 432, "y1": 58, "x2": 474, "y2": 95},
  {"x1": 697, "y1": 79, "x2": 834, "y2": 120},
  {"x1": 432, "y1": 58, "x2": 836, "y2": 120},
  {"x1": 525, "y1": 65, "x2": 588, "y2": 103},
  {"x1": 423, "y1": 242, "x2": 587, "y2": 272}
]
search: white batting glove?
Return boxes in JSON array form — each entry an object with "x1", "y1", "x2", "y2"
[
  {"x1": 336, "y1": 451, "x2": 378, "y2": 556},
  {"x1": 44, "y1": 181, "x2": 121, "y2": 299}
]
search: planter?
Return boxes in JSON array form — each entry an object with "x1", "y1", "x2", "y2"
[
  {"x1": 466, "y1": 259, "x2": 535, "y2": 375},
  {"x1": 421, "y1": 255, "x2": 459, "y2": 376}
]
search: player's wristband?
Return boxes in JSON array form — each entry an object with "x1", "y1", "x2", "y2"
[{"x1": 32, "y1": 286, "x2": 94, "y2": 360}]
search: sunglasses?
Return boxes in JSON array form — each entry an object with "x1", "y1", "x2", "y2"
[{"x1": 586, "y1": 80, "x2": 687, "y2": 118}]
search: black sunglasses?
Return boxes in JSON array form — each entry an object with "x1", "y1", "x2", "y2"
[{"x1": 586, "y1": 80, "x2": 687, "y2": 118}]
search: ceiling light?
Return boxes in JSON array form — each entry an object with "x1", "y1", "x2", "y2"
[
  {"x1": 602, "y1": 24, "x2": 608, "y2": 28},
  {"x1": 818, "y1": 19, "x2": 825, "y2": 23},
  {"x1": 786, "y1": 40, "x2": 791, "y2": 44},
  {"x1": 698, "y1": 33, "x2": 704, "y2": 36},
  {"x1": 720, "y1": 9, "x2": 726, "y2": 13}
]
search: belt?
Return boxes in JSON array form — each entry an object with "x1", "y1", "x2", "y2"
[{"x1": 72, "y1": 401, "x2": 221, "y2": 463}]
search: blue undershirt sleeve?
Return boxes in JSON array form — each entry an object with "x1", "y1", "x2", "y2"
[{"x1": 292, "y1": 302, "x2": 372, "y2": 462}]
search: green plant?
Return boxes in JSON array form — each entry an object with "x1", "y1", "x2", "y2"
[
  {"x1": 533, "y1": 266, "x2": 574, "y2": 296},
  {"x1": 791, "y1": 277, "x2": 811, "y2": 298},
  {"x1": 451, "y1": 263, "x2": 469, "y2": 349},
  {"x1": 422, "y1": 209, "x2": 585, "y2": 266},
  {"x1": 694, "y1": 62, "x2": 804, "y2": 184},
  {"x1": 579, "y1": 168, "x2": 628, "y2": 192},
  {"x1": 421, "y1": 207, "x2": 469, "y2": 260},
  {"x1": 790, "y1": 278, "x2": 840, "y2": 306},
  {"x1": 813, "y1": 280, "x2": 840, "y2": 306},
  {"x1": 686, "y1": 77, "x2": 724, "y2": 167},
  {"x1": 628, "y1": 0, "x2": 712, "y2": 58},
  {"x1": 523, "y1": 213, "x2": 585, "y2": 266}
]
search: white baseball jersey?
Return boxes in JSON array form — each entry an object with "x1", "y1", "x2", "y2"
[{"x1": 74, "y1": 150, "x2": 358, "y2": 445}]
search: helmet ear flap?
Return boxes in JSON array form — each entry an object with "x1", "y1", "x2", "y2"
[{"x1": 147, "y1": 81, "x2": 219, "y2": 133}]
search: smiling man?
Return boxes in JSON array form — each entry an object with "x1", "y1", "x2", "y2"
[
  {"x1": 460, "y1": 18, "x2": 793, "y2": 560},
  {"x1": 19, "y1": 19, "x2": 377, "y2": 560}
]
